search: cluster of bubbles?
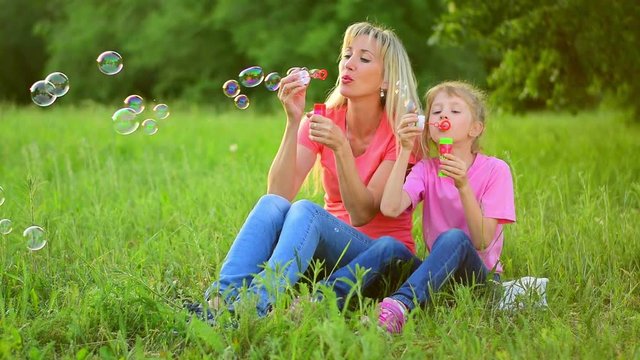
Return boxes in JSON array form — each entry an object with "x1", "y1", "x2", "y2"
[
  {"x1": 222, "y1": 66, "x2": 327, "y2": 110},
  {"x1": 30, "y1": 50, "x2": 173, "y2": 136},
  {"x1": 97, "y1": 51, "x2": 171, "y2": 135},
  {"x1": 112, "y1": 95, "x2": 170, "y2": 136},
  {"x1": 30, "y1": 72, "x2": 70, "y2": 107},
  {"x1": 0, "y1": 186, "x2": 47, "y2": 251}
]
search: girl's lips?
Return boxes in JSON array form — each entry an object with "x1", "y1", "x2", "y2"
[{"x1": 341, "y1": 75, "x2": 353, "y2": 84}]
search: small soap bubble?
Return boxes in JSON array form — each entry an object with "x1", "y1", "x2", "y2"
[
  {"x1": 264, "y1": 72, "x2": 281, "y2": 91},
  {"x1": 0, "y1": 219, "x2": 12, "y2": 235},
  {"x1": 24, "y1": 225, "x2": 47, "y2": 251},
  {"x1": 223, "y1": 80, "x2": 241, "y2": 98},
  {"x1": 124, "y1": 95, "x2": 145, "y2": 114},
  {"x1": 299, "y1": 70, "x2": 310, "y2": 86},
  {"x1": 30, "y1": 80, "x2": 57, "y2": 107},
  {"x1": 0, "y1": 186, "x2": 4, "y2": 206},
  {"x1": 153, "y1": 104, "x2": 170, "y2": 119},
  {"x1": 96, "y1": 51, "x2": 123, "y2": 75},
  {"x1": 112, "y1": 108, "x2": 139, "y2": 135},
  {"x1": 234, "y1": 94, "x2": 250, "y2": 110},
  {"x1": 238, "y1": 66, "x2": 264, "y2": 88},
  {"x1": 141, "y1": 119, "x2": 158, "y2": 135},
  {"x1": 286, "y1": 67, "x2": 300, "y2": 76},
  {"x1": 229, "y1": 143, "x2": 238, "y2": 153},
  {"x1": 44, "y1": 72, "x2": 70, "y2": 97},
  {"x1": 404, "y1": 98, "x2": 418, "y2": 113}
]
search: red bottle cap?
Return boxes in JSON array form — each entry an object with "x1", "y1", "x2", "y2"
[{"x1": 314, "y1": 103, "x2": 326, "y2": 116}]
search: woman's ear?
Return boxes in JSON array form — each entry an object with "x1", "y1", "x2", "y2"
[
  {"x1": 469, "y1": 120, "x2": 484, "y2": 137},
  {"x1": 381, "y1": 79, "x2": 389, "y2": 91}
]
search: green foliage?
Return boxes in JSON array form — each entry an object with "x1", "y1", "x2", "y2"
[
  {"x1": 0, "y1": 105, "x2": 639, "y2": 357},
  {"x1": 0, "y1": 0, "x2": 486, "y2": 106},
  {"x1": 431, "y1": 0, "x2": 640, "y2": 116},
  {"x1": 0, "y1": 0, "x2": 51, "y2": 103}
]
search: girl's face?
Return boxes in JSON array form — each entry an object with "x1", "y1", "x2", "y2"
[
  {"x1": 338, "y1": 35, "x2": 385, "y2": 100},
  {"x1": 428, "y1": 91, "x2": 480, "y2": 146}
]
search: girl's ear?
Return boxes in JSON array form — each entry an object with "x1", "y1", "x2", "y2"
[{"x1": 469, "y1": 120, "x2": 484, "y2": 138}]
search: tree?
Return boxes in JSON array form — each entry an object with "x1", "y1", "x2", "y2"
[{"x1": 431, "y1": 0, "x2": 640, "y2": 116}]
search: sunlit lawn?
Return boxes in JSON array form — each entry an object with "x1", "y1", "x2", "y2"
[{"x1": 0, "y1": 104, "x2": 638, "y2": 358}]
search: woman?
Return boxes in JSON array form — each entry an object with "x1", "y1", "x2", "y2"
[{"x1": 191, "y1": 22, "x2": 420, "y2": 321}]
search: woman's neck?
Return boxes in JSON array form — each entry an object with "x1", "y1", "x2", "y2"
[{"x1": 345, "y1": 97, "x2": 384, "y2": 139}]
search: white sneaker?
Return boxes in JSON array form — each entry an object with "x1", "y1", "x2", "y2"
[{"x1": 498, "y1": 276, "x2": 549, "y2": 310}]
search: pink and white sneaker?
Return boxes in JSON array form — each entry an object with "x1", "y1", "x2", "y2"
[{"x1": 377, "y1": 297, "x2": 407, "y2": 334}]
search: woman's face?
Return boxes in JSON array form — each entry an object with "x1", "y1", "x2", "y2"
[{"x1": 338, "y1": 35, "x2": 385, "y2": 100}]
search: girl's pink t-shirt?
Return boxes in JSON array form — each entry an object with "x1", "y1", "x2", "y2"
[
  {"x1": 403, "y1": 154, "x2": 516, "y2": 272},
  {"x1": 298, "y1": 106, "x2": 415, "y2": 253}
]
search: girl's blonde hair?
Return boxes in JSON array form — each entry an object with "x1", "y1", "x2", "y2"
[
  {"x1": 325, "y1": 22, "x2": 419, "y2": 130},
  {"x1": 421, "y1": 81, "x2": 488, "y2": 157}
]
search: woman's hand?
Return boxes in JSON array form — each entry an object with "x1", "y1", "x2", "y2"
[
  {"x1": 396, "y1": 113, "x2": 423, "y2": 151},
  {"x1": 308, "y1": 113, "x2": 348, "y2": 152},
  {"x1": 439, "y1": 153, "x2": 469, "y2": 189},
  {"x1": 277, "y1": 68, "x2": 308, "y2": 123}
]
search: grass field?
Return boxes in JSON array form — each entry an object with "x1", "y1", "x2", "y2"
[{"x1": 0, "y1": 104, "x2": 639, "y2": 359}]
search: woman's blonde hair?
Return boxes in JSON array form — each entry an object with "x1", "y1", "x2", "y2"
[
  {"x1": 325, "y1": 22, "x2": 419, "y2": 130},
  {"x1": 421, "y1": 81, "x2": 488, "y2": 157}
]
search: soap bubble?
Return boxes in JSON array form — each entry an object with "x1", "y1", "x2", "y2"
[
  {"x1": 264, "y1": 72, "x2": 281, "y2": 91},
  {"x1": 234, "y1": 94, "x2": 250, "y2": 110},
  {"x1": 222, "y1": 80, "x2": 241, "y2": 98},
  {"x1": 0, "y1": 186, "x2": 4, "y2": 206},
  {"x1": 30, "y1": 80, "x2": 56, "y2": 107},
  {"x1": 238, "y1": 66, "x2": 264, "y2": 87},
  {"x1": 141, "y1": 119, "x2": 158, "y2": 135},
  {"x1": 24, "y1": 225, "x2": 47, "y2": 251},
  {"x1": 298, "y1": 69, "x2": 310, "y2": 86},
  {"x1": 153, "y1": 104, "x2": 170, "y2": 119},
  {"x1": 124, "y1": 95, "x2": 145, "y2": 114},
  {"x1": 112, "y1": 108, "x2": 139, "y2": 135},
  {"x1": 96, "y1": 51, "x2": 123, "y2": 75},
  {"x1": 44, "y1": 72, "x2": 70, "y2": 97},
  {"x1": 0, "y1": 219, "x2": 11, "y2": 235}
]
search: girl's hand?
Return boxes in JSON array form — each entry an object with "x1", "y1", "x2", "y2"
[
  {"x1": 308, "y1": 113, "x2": 348, "y2": 152},
  {"x1": 277, "y1": 68, "x2": 308, "y2": 123},
  {"x1": 439, "y1": 153, "x2": 469, "y2": 189},
  {"x1": 396, "y1": 113, "x2": 423, "y2": 151}
]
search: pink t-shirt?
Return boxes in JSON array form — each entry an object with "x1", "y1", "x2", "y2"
[
  {"x1": 298, "y1": 106, "x2": 415, "y2": 253},
  {"x1": 403, "y1": 154, "x2": 516, "y2": 272}
]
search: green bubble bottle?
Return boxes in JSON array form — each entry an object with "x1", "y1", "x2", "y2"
[{"x1": 438, "y1": 137, "x2": 453, "y2": 177}]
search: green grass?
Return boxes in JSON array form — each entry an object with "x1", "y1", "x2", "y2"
[{"x1": 0, "y1": 104, "x2": 639, "y2": 359}]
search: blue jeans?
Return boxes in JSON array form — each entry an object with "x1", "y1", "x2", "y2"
[
  {"x1": 321, "y1": 229, "x2": 497, "y2": 311},
  {"x1": 205, "y1": 194, "x2": 375, "y2": 316}
]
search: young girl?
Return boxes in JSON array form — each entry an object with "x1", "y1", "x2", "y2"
[{"x1": 317, "y1": 81, "x2": 516, "y2": 333}]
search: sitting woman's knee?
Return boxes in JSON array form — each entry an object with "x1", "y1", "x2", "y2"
[
  {"x1": 258, "y1": 194, "x2": 291, "y2": 210},
  {"x1": 289, "y1": 199, "x2": 321, "y2": 214},
  {"x1": 373, "y1": 236, "x2": 410, "y2": 255}
]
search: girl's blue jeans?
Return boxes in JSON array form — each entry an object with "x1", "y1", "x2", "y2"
[
  {"x1": 205, "y1": 194, "x2": 375, "y2": 317},
  {"x1": 319, "y1": 228, "x2": 498, "y2": 311}
]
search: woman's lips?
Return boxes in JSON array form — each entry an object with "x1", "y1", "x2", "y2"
[{"x1": 341, "y1": 75, "x2": 353, "y2": 84}]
